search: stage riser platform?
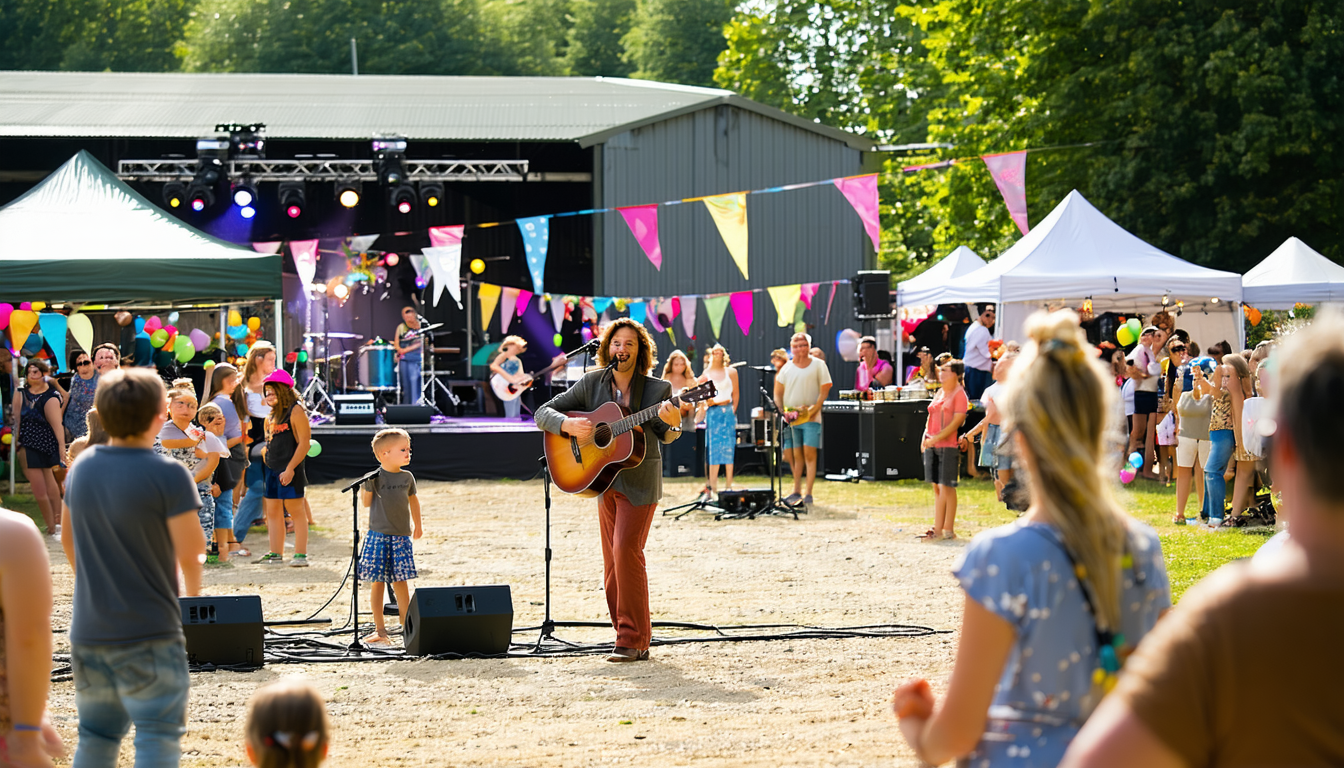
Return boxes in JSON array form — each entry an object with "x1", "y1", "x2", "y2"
[{"x1": 305, "y1": 420, "x2": 543, "y2": 483}]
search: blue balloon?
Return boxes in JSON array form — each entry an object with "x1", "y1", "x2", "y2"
[
  {"x1": 134, "y1": 316, "x2": 146, "y2": 334},
  {"x1": 227, "y1": 324, "x2": 249, "y2": 340},
  {"x1": 236, "y1": 342, "x2": 249, "y2": 356},
  {"x1": 1127, "y1": 452, "x2": 1144, "y2": 469},
  {"x1": 20, "y1": 332, "x2": 43, "y2": 357}
]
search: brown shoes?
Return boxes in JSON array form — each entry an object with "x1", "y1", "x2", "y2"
[{"x1": 606, "y1": 646, "x2": 650, "y2": 663}]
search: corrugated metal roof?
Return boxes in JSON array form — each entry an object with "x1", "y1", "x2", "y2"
[{"x1": 0, "y1": 71, "x2": 872, "y2": 150}]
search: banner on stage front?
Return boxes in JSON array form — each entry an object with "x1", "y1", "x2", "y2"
[
  {"x1": 832, "y1": 175, "x2": 881, "y2": 251},
  {"x1": 982, "y1": 151, "x2": 1030, "y2": 235},
  {"x1": 618, "y1": 204, "x2": 663, "y2": 271},
  {"x1": 702, "y1": 194, "x2": 750, "y2": 280},
  {"x1": 478, "y1": 283, "x2": 502, "y2": 331},
  {"x1": 517, "y1": 216, "x2": 550, "y2": 294},
  {"x1": 767, "y1": 284, "x2": 802, "y2": 327}
]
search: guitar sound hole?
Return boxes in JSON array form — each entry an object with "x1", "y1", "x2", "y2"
[{"x1": 593, "y1": 423, "x2": 613, "y2": 449}]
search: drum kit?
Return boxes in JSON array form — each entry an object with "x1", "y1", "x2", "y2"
[{"x1": 300, "y1": 321, "x2": 461, "y2": 416}]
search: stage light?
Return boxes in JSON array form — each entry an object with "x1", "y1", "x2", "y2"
[
  {"x1": 373, "y1": 136, "x2": 408, "y2": 186},
  {"x1": 335, "y1": 180, "x2": 362, "y2": 208},
  {"x1": 333, "y1": 283, "x2": 349, "y2": 300},
  {"x1": 188, "y1": 186, "x2": 214, "y2": 212},
  {"x1": 163, "y1": 182, "x2": 186, "y2": 209},
  {"x1": 240, "y1": 205, "x2": 257, "y2": 219},
  {"x1": 279, "y1": 181, "x2": 306, "y2": 219},
  {"x1": 217, "y1": 123, "x2": 266, "y2": 158},
  {"x1": 232, "y1": 182, "x2": 257, "y2": 208},
  {"x1": 390, "y1": 184, "x2": 415, "y2": 215},
  {"x1": 420, "y1": 182, "x2": 443, "y2": 208},
  {"x1": 1210, "y1": 297, "x2": 1221, "y2": 304},
  {"x1": 385, "y1": 253, "x2": 400, "y2": 266}
]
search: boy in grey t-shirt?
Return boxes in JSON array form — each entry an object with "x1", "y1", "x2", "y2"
[
  {"x1": 358, "y1": 428, "x2": 423, "y2": 647},
  {"x1": 60, "y1": 368, "x2": 206, "y2": 768}
]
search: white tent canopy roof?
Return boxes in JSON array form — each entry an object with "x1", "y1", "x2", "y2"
[
  {"x1": 1242, "y1": 237, "x2": 1344, "y2": 308},
  {"x1": 896, "y1": 245, "x2": 986, "y2": 306},
  {"x1": 933, "y1": 190, "x2": 1243, "y2": 308}
]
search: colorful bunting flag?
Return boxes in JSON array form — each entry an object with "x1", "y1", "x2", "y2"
[
  {"x1": 477, "y1": 283, "x2": 502, "y2": 331},
  {"x1": 423, "y1": 225, "x2": 465, "y2": 307},
  {"x1": 349, "y1": 234, "x2": 380, "y2": 253},
  {"x1": 290, "y1": 239, "x2": 319, "y2": 294},
  {"x1": 702, "y1": 295, "x2": 730, "y2": 339},
  {"x1": 982, "y1": 151, "x2": 1030, "y2": 235},
  {"x1": 767, "y1": 284, "x2": 802, "y2": 327},
  {"x1": 37, "y1": 313, "x2": 68, "y2": 373},
  {"x1": 7, "y1": 309, "x2": 37, "y2": 353},
  {"x1": 427, "y1": 226, "x2": 458, "y2": 249},
  {"x1": 801, "y1": 283, "x2": 820, "y2": 309},
  {"x1": 550, "y1": 297, "x2": 566, "y2": 332},
  {"x1": 646, "y1": 301, "x2": 665, "y2": 332},
  {"x1": 500, "y1": 287, "x2": 519, "y2": 333},
  {"x1": 679, "y1": 297, "x2": 697, "y2": 339},
  {"x1": 515, "y1": 289, "x2": 533, "y2": 317},
  {"x1": 67, "y1": 312, "x2": 93, "y2": 354},
  {"x1": 824, "y1": 282, "x2": 839, "y2": 324},
  {"x1": 252, "y1": 242, "x2": 282, "y2": 254},
  {"x1": 517, "y1": 216, "x2": 550, "y2": 293},
  {"x1": 702, "y1": 194, "x2": 750, "y2": 280},
  {"x1": 593, "y1": 297, "x2": 614, "y2": 315},
  {"x1": 730, "y1": 291, "x2": 754, "y2": 336},
  {"x1": 618, "y1": 205, "x2": 663, "y2": 270},
  {"x1": 629, "y1": 302, "x2": 647, "y2": 325},
  {"x1": 833, "y1": 174, "x2": 881, "y2": 251}
]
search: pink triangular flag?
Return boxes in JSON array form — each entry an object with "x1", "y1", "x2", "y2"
[
  {"x1": 289, "y1": 240, "x2": 319, "y2": 289},
  {"x1": 500, "y1": 288, "x2": 518, "y2": 333},
  {"x1": 429, "y1": 225, "x2": 465, "y2": 248},
  {"x1": 832, "y1": 175, "x2": 881, "y2": 251},
  {"x1": 730, "y1": 291, "x2": 754, "y2": 336},
  {"x1": 618, "y1": 205, "x2": 663, "y2": 270},
  {"x1": 646, "y1": 301, "x2": 665, "y2": 332},
  {"x1": 550, "y1": 297, "x2": 566, "y2": 332},
  {"x1": 800, "y1": 283, "x2": 820, "y2": 309},
  {"x1": 515, "y1": 289, "x2": 533, "y2": 317},
  {"x1": 252, "y1": 241, "x2": 282, "y2": 254},
  {"x1": 824, "y1": 282, "x2": 839, "y2": 324},
  {"x1": 679, "y1": 296, "x2": 697, "y2": 339},
  {"x1": 982, "y1": 151, "x2": 1029, "y2": 234}
]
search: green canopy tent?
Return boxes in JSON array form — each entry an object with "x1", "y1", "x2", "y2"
[{"x1": 0, "y1": 150, "x2": 281, "y2": 302}]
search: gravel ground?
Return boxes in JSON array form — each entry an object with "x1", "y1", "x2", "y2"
[{"x1": 44, "y1": 476, "x2": 970, "y2": 767}]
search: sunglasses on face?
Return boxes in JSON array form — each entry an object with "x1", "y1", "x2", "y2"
[{"x1": 77, "y1": 360, "x2": 92, "y2": 367}]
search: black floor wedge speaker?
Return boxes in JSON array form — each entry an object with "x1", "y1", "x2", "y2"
[
  {"x1": 384, "y1": 404, "x2": 434, "y2": 424},
  {"x1": 180, "y1": 595, "x2": 264, "y2": 667},
  {"x1": 404, "y1": 585, "x2": 514, "y2": 657}
]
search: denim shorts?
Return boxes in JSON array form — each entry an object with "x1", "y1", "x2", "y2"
[
  {"x1": 782, "y1": 421, "x2": 822, "y2": 449},
  {"x1": 263, "y1": 464, "x2": 305, "y2": 499},
  {"x1": 923, "y1": 446, "x2": 960, "y2": 487}
]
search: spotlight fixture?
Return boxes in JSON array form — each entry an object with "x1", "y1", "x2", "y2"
[
  {"x1": 240, "y1": 205, "x2": 257, "y2": 219},
  {"x1": 279, "y1": 181, "x2": 306, "y2": 219},
  {"x1": 186, "y1": 151, "x2": 225, "y2": 212},
  {"x1": 188, "y1": 185, "x2": 215, "y2": 212},
  {"x1": 217, "y1": 123, "x2": 266, "y2": 159},
  {"x1": 419, "y1": 182, "x2": 443, "y2": 208},
  {"x1": 231, "y1": 181, "x2": 258, "y2": 208},
  {"x1": 163, "y1": 182, "x2": 186, "y2": 209},
  {"x1": 1210, "y1": 297, "x2": 1220, "y2": 304},
  {"x1": 335, "y1": 180, "x2": 362, "y2": 208},
  {"x1": 373, "y1": 137, "x2": 408, "y2": 182},
  {"x1": 389, "y1": 184, "x2": 416, "y2": 215}
]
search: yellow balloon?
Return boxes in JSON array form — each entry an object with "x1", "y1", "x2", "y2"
[
  {"x1": 228, "y1": 310, "x2": 242, "y2": 327},
  {"x1": 470, "y1": 258, "x2": 486, "y2": 275},
  {"x1": 1, "y1": 434, "x2": 10, "y2": 445},
  {"x1": 30, "y1": 301, "x2": 46, "y2": 311},
  {"x1": 247, "y1": 316, "x2": 261, "y2": 332}
]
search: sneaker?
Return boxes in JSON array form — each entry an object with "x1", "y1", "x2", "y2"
[
  {"x1": 253, "y1": 552, "x2": 284, "y2": 565},
  {"x1": 289, "y1": 554, "x2": 310, "y2": 568},
  {"x1": 784, "y1": 493, "x2": 802, "y2": 507},
  {"x1": 205, "y1": 553, "x2": 219, "y2": 564},
  {"x1": 802, "y1": 495, "x2": 814, "y2": 507}
]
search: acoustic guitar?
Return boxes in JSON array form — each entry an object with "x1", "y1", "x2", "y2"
[
  {"x1": 490, "y1": 354, "x2": 571, "y2": 402},
  {"x1": 544, "y1": 381, "x2": 717, "y2": 496}
]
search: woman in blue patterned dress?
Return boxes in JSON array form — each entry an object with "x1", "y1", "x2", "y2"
[
  {"x1": 61, "y1": 350, "x2": 99, "y2": 441},
  {"x1": 698, "y1": 344, "x2": 739, "y2": 499},
  {"x1": 891, "y1": 309, "x2": 1171, "y2": 767}
]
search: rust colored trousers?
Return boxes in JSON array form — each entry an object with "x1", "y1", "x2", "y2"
[{"x1": 597, "y1": 490, "x2": 657, "y2": 650}]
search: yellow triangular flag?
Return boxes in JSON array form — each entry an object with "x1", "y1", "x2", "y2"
[
  {"x1": 767, "y1": 284, "x2": 802, "y2": 327},
  {"x1": 702, "y1": 193, "x2": 749, "y2": 280},
  {"x1": 477, "y1": 283, "x2": 502, "y2": 331}
]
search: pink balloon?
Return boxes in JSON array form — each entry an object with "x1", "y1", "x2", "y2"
[
  {"x1": 165, "y1": 325, "x2": 178, "y2": 337},
  {"x1": 1119, "y1": 467, "x2": 1136, "y2": 484},
  {"x1": 19, "y1": 302, "x2": 31, "y2": 311},
  {"x1": 145, "y1": 316, "x2": 163, "y2": 333},
  {"x1": 0, "y1": 303, "x2": 11, "y2": 331}
]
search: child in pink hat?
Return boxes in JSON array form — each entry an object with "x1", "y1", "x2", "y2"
[{"x1": 253, "y1": 370, "x2": 313, "y2": 567}]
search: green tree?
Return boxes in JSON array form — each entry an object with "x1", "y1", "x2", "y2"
[
  {"x1": 622, "y1": 0, "x2": 731, "y2": 87},
  {"x1": 480, "y1": 0, "x2": 571, "y2": 75},
  {"x1": 0, "y1": 0, "x2": 193, "y2": 72},
  {"x1": 563, "y1": 0, "x2": 635, "y2": 77}
]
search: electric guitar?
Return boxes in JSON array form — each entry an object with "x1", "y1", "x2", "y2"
[{"x1": 544, "y1": 380, "x2": 717, "y2": 496}]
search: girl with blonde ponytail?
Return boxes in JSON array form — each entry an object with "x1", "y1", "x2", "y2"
[{"x1": 891, "y1": 310, "x2": 1171, "y2": 768}]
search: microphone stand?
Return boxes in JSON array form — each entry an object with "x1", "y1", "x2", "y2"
[
  {"x1": 755, "y1": 382, "x2": 800, "y2": 520},
  {"x1": 340, "y1": 467, "x2": 381, "y2": 651}
]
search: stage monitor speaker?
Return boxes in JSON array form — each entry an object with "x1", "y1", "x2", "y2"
[
  {"x1": 180, "y1": 595, "x2": 264, "y2": 667},
  {"x1": 334, "y1": 393, "x2": 376, "y2": 425},
  {"x1": 716, "y1": 489, "x2": 775, "y2": 516},
  {"x1": 404, "y1": 585, "x2": 513, "y2": 657},
  {"x1": 853, "y1": 270, "x2": 893, "y2": 319},
  {"x1": 384, "y1": 404, "x2": 434, "y2": 425}
]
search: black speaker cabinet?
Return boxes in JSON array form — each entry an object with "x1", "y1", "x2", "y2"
[
  {"x1": 853, "y1": 270, "x2": 893, "y2": 319},
  {"x1": 858, "y1": 402, "x2": 926, "y2": 481},
  {"x1": 821, "y1": 403, "x2": 861, "y2": 474},
  {"x1": 384, "y1": 404, "x2": 434, "y2": 425},
  {"x1": 180, "y1": 595, "x2": 264, "y2": 667},
  {"x1": 404, "y1": 585, "x2": 513, "y2": 657},
  {"x1": 334, "y1": 393, "x2": 376, "y2": 425},
  {"x1": 661, "y1": 429, "x2": 699, "y2": 477},
  {"x1": 716, "y1": 489, "x2": 775, "y2": 515}
]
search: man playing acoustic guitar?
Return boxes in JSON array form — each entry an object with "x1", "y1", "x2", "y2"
[{"x1": 534, "y1": 318, "x2": 693, "y2": 662}]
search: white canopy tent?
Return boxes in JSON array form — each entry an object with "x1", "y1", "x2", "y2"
[
  {"x1": 1242, "y1": 237, "x2": 1344, "y2": 309},
  {"x1": 893, "y1": 246, "x2": 986, "y2": 379},
  {"x1": 928, "y1": 190, "x2": 1244, "y2": 350}
]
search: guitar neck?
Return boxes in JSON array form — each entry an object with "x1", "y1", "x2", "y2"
[{"x1": 611, "y1": 393, "x2": 689, "y2": 437}]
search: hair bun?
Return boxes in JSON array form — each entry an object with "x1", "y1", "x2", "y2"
[{"x1": 1026, "y1": 309, "x2": 1086, "y2": 353}]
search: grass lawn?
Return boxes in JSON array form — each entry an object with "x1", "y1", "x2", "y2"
[{"x1": 3, "y1": 473, "x2": 1267, "y2": 602}]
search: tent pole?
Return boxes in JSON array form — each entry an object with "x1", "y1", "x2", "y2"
[
  {"x1": 220, "y1": 306, "x2": 227, "y2": 361},
  {"x1": 274, "y1": 298, "x2": 284, "y2": 361},
  {"x1": 8, "y1": 356, "x2": 15, "y2": 494},
  {"x1": 895, "y1": 300, "x2": 903, "y2": 384},
  {"x1": 465, "y1": 278, "x2": 473, "y2": 379}
]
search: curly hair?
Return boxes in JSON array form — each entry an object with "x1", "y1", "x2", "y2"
[{"x1": 596, "y1": 317, "x2": 658, "y2": 375}]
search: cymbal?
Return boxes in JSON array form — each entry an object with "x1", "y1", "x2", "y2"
[
  {"x1": 313, "y1": 351, "x2": 355, "y2": 363},
  {"x1": 729, "y1": 361, "x2": 748, "y2": 368},
  {"x1": 304, "y1": 331, "x2": 362, "y2": 339},
  {"x1": 431, "y1": 347, "x2": 461, "y2": 354},
  {"x1": 405, "y1": 322, "x2": 446, "y2": 335}
]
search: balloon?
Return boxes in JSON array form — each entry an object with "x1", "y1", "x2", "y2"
[
  {"x1": 1116, "y1": 326, "x2": 1135, "y2": 346},
  {"x1": 247, "y1": 317, "x2": 261, "y2": 332},
  {"x1": 150, "y1": 329, "x2": 168, "y2": 348},
  {"x1": 0, "y1": 303, "x2": 11, "y2": 331},
  {"x1": 227, "y1": 325, "x2": 249, "y2": 340},
  {"x1": 228, "y1": 310, "x2": 242, "y2": 327},
  {"x1": 553, "y1": 333, "x2": 564, "y2": 347},
  {"x1": 1119, "y1": 467, "x2": 1136, "y2": 484},
  {"x1": 835, "y1": 328, "x2": 862, "y2": 362},
  {"x1": 175, "y1": 338, "x2": 196, "y2": 363},
  {"x1": 470, "y1": 258, "x2": 486, "y2": 275},
  {"x1": 168, "y1": 311, "x2": 180, "y2": 323},
  {"x1": 244, "y1": 333, "x2": 257, "y2": 345},
  {"x1": 30, "y1": 301, "x2": 45, "y2": 311},
  {"x1": 145, "y1": 316, "x2": 163, "y2": 333},
  {"x1": 164, "y1": 325, "x2": 178, "y2": 338},
  {"x1": 19, "y1": 302, "x2": 30, "y2": 311},
  {"x1": 1128, "y1": 452, "x2": 1144, "y2": 469},
  {"x1": 1247, "y1": 307, "x2": 1262, "y2": 327},
  {"x1": 134, "y1": 316, "x2": 146, "y2": 334},
  {"x1": 297, "y1": 351, "x2": 308, "y2": 364},
  {"x1": 307, "y1": 439, "x2": 323, "y2": 458},
  {"x1": 0, "y1": 434, "x2": 10, "y2": 445},
  {"x1": 20, "y1": 332, "x2": 43, "y2": 357},
  {"x1": 68, "y1": 312, "x2": 94, "y2": 354},
  {"x1": 236, "y1": 343, "x2": 249, "y2": 356},
  {"x1": 204, "y1": 360, "x2": 216, "y2": 370},
  {"x1": 115, "y1": 311, "x2": 133, "y2": 327},
  {"x1": 1126, "y1": 317, "x2": 1142, "y2": 335},
  {"x1": 189, "y1": 329, "x2": 211, "y2": 351},
  {"x1": 7, "y1": 310, "x2": 38, "y2": 353}
]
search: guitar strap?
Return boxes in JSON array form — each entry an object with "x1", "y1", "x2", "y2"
[{"x1": 630, "y1": 373, "x2": 646, "y2": 412}]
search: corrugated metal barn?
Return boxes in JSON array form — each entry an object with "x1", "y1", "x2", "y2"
[{"x1": 0, "y1": 72, "x2": 876, "y2": 417}]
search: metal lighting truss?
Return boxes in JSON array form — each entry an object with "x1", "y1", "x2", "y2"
[{"x1": 117, "y1": 158, "x2": 530, "y2": 183}]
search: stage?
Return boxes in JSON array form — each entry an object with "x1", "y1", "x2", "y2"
[{"x1": 305, "y1": 416, "x2": 544, "y2": 483}]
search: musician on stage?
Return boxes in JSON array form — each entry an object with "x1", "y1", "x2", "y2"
[
  {"x1": 534, "y1": 318, "x2": 692, "y2": 663},
  {"x1": 394, "y1": 306, "x2": 422, "y2": 404}
]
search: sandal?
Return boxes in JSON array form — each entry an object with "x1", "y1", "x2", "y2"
[
  {"x1": 916, "y1": 528, "x2": 938, "y2": 540},
  {"x1": 1172, "y1": 516, "x2": 1187, "y2": 526},
  {"x1": 941, "y1": 531, "x2": 958, "y2": 540}
]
